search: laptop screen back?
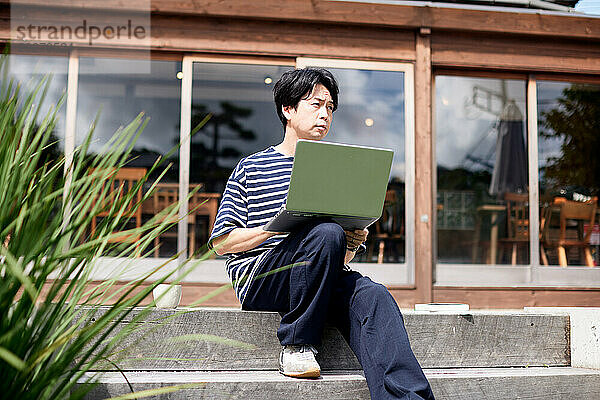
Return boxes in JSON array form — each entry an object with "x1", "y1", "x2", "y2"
[{"x1": 286, "y1": 140, "x2": 393, "y2": 218}]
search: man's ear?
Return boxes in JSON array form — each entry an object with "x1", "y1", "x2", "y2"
[{"x1": 282, "y1": 105, "x2": 294, "y2": 120}]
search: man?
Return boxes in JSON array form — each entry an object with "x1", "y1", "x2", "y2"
[{"x1": 208, "y1": 68, "x2": 434, "y2": 399}]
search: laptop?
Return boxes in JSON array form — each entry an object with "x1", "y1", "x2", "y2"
[{"x1": 263, "y1": 139, "x2": 394, "y2": 232}]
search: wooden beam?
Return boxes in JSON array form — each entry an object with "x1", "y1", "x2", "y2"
[
  {"x1": 148, "y1": 15, "x2": 415, "y2": 60},
  {"x1": 414, "y1": 29, "x2": 433, "y2": 304},
  {"x1": 432, "y1": 31, "x2": 600, "y2": 74},
  {"x1": 5, "y1": 0, "x2": 600, "y2": 40},
  {"x1": 0, "y1": 7, "x2": 416, "y2": 61},
  {"x1": 434, "y1": 287, "x2": 600, "y2": 308},
  {"x1": 35, "y1": 281, "x2": 600, "y2": 309},
  {"x1": 433, "y1": 68, "x2": 529, "y2": 80}
]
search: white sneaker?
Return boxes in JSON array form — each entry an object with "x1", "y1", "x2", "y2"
[{"x1": 279, "y1": 344, "x2": 321, "y2": 378}]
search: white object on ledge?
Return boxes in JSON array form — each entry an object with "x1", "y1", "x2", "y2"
[{"x1": 152, "y1": 284, "x2": 182, "y2": 308}]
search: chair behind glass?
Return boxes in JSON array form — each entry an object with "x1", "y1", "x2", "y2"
[
  {"x1": 499, "y1": 192, "x2": 529, "y2": 265},
  {"x1": 542, "y1": 196, "x2": 598, "y2": 267}
]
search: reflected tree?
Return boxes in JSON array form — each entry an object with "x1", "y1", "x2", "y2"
[
  {"x1": 189, "y1": 101, "x2": 256, "y2": 192},
  {"x1": 540, "y1": 84, "x2": 600, "y2": 195}
]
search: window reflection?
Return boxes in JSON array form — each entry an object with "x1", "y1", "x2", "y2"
[
  {"x1": 436, "y1": 76, "x2": 528, "y2": 265},
  {"x1": 1, "y1": 54, "x2": 68, "y2": 160},
  {"x1": 320, "y1": 68, "x2": 406, "y2": 264},
  {"x1": 538, "y1": 81, "x2": 600, "y2": 266},
  {"x1": 77, "y1": 57, "x2": 181, "y2": 257},
  {"x1": 191, "y1": 64, "x2": 406, "y2": 264},
  {"x1": 191, "y1": 63, "x2": 293, "y2": 253},
  {"x1": 191, "y1": 63, "x2": 293, "y2": 194}
]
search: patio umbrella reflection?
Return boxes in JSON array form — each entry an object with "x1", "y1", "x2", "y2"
[{"x1": 489, "y1": 101, "x2": 528, "y2": 197}]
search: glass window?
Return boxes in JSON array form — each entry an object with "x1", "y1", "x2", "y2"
[
  {"x1": 77, "y1": 57, "x2": 181, "y2": 257},
  {"x1": 537, "y1": 81, "x2": 600, "y2": 267},
  {"x1": 2, "y1": 54, "x2": 68, "y2": 159},
  {"x1": 308, "y1": 67, "x2": 406, "y2": 264},
  {"x1": 435, "y1": 75, "x2": 528, "y2": 265},
  {"x1": 190, "y1": 62, "x2": 293, "y2": 253},
  {"x1": 190, "y1": 63, "x2": 293, "y2": 192}
]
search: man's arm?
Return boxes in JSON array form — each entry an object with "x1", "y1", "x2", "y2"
[
  {"x1": 212, "y1": 226, "x2": 368, "y2": 262},
  {"x1": 344, "y1": 248, "x2": 357, "y2": 264},
  {"x1": 211, "y1": 227, "x2": 282, "y2": 255}
]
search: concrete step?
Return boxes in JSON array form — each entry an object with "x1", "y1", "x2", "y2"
[
  {"x1": 86, "y1": 307, "x2": 570, "y2": 370},
  {"x1": 81, "y1": 367, "x2": 600, "y2": 399},
  {"x1": 428, "y1": 367, "x2": 600, "y2": 399}
]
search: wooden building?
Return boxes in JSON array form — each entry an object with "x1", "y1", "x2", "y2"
[{"x1": 2, "y1": 0, "x2": 600, "y2": 308}]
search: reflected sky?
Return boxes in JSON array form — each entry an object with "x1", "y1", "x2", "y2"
[
  {"x1": 76, "y1": 57, "x2": 181, "y2": 155},
  {"x1": 3, "y1": 54, "x2": 68, "y2": 148},
  {"x1": 326, "y1": 68, "x2": 405, "y2": 181},
  {"x1": 436, "y1": 76, "x2": 526, "y2": 172}
]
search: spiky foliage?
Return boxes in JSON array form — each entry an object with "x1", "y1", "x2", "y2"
[{"x1": 0, "y1": 54, "x2": 203, "y2": 399}]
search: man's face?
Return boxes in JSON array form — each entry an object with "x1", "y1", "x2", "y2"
[{"x1": 283, "y1": 83, "x2": 334, "y2": 141}]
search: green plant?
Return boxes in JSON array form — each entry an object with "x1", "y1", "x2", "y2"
[{"x1": 0, "y1": 54, "x2": 209, "y2": 399}]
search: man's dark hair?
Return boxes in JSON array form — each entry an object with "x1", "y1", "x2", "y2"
[{"x1": 273, "y1": 67, "x2": 339, "y2": 131}]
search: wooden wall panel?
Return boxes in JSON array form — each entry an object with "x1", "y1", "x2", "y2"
[
  {"x1": 150, "y1": 15, "x2": 415, "y2": 60},
  {"x1": 388, "y1": 288, "x2": 421, "y2": 309},
  {"x1": 0, "y1": 6, "x2": 415, "y2": 61},
  {"x1": 176, "y1": 284, "x2": 600, "y2": 309},
  {"x1": 180, "y1": 283, "x2": 240, "y2": 307},
  {"x1": 36, "y1": 281, "x2": 239, "y2": 307},
  {"x1": 432, "y1": 31, "x2": 600, "y2": 74},
  {"x1": 34, "y1": 281, "x2": 600, "y2": 309},
  {"x1": 414, "y1": 29, "x2": 434, "y2": 303},
  {"x1": 6, "y1": 0, "x2": 600, "y2": 40},
  {"x1": 434, "y1": 287, "x2": 600, "y2": 309}
]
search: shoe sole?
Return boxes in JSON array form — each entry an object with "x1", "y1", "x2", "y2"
[{"x1": 279, "y1": 368, "x2": 321, "y2": 379}]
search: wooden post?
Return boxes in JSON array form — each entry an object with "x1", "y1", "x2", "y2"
[{"x1": 414, "y1": 27, "x2": 433, "y2": 303}]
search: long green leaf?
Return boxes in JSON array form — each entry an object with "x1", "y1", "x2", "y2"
[{"x1": 0, "y1": 346, "x2": 26, "y2": 370}]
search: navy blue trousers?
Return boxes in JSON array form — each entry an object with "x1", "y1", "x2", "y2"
[{"x1": 242, "y1": 222, "x2": 435, "y2": 400}]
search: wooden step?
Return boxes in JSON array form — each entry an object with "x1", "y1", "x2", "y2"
[
  {"x1": 80, "y1": 367, "x2": 600, "y2": 399},
  {"x1": 83, "y1": 307, "x2": 570, "y2": 370}
]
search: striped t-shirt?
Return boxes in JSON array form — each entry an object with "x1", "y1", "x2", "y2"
[{"x1": 208, "y1": 146, "x2": 293, "y2": 304}]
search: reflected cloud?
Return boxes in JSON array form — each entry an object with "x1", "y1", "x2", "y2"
[
  {"x1": 327, "y1": 68, "x2": 406, "y2": 181},
  {"x1": 4, "y1": 54, "x2": 68, "y2": 146}
]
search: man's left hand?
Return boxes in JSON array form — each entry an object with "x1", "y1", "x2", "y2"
[{"x1": 345, "y1": 228, "x2": 368, "y2": 250}]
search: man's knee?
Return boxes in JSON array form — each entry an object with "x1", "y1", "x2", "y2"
[
  {"x1": 367, "y1": 281, "x2": 393, "y2": 302},
  {"x1": 306, "y1": 222, "x2": 345, "y2": 248},
  {"x1": 354, "y1": 278, "x2": 400, "y2": 313}
]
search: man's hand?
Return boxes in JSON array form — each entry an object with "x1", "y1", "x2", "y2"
[
  {"x1": 345, "y1": 228, "x2": 368, "y2": 251},
  {"x1": 344, "y1": 228, "x2": 367, "y2": 264}
]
